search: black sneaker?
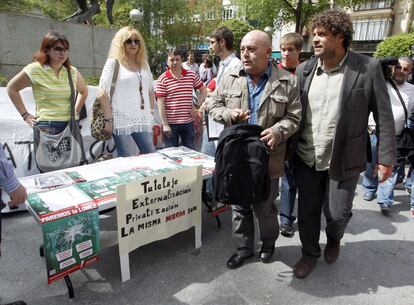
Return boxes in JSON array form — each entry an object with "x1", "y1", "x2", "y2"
[
  {"x1": 280, "y1": 224, "x2": 294, "y2": 238},
  {"x1": 379, "y1": 203, "x2": 391, "y2": 215},
  {"x1": 3, "y1": 301, "x2": 27, "y2": 305}
]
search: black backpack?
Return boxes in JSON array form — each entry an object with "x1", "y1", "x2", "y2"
[{"x1": 213, "y1": 124, "x2": 270, "y2": 207}]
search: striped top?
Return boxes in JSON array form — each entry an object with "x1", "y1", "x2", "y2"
[
  {"x1": 156, "y1": 68, "x2": 203, "y2": 124},
  {"x1": 23, "y1": 61, "x2": 78, "y2": 121},
  {"x1": 0, "y1": 143, "x2": 20, "y2": 193}
]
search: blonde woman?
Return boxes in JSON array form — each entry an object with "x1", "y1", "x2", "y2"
[{"x1": 99, "y1": 26, "x2": 155, "y2": 156}]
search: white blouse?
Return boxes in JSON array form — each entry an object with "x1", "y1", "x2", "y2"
[{"x1": 99, "y1": 58, "x2": 154, "y2": 135}]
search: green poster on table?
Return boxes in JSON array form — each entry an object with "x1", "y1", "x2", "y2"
[
  {"x1": 26, "y1": 183, "x2": 102, "y2": 284},
  {"x1": 41, "y1": 203, "x2": 100, "y2": 284}
]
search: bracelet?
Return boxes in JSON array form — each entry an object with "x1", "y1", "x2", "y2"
[
  {"x1": 104, "y1": 118, "x2": 114, "y2": 123},
  {"x1": 21, "y1": 112, "x2": 28, "y2": 118},
  {"x1": 22, "y1": 113, "x2": 30, "y2": 120}
]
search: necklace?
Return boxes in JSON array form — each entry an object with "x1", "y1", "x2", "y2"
[{"x1": 127, "y1": 63, "x2": 145, "y2": 110}]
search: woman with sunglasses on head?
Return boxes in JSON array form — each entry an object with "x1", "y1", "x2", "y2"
[
  {"x1": 98, "y1": 26, "x2": 155, "y2": 156},
  {"x1": 7, "y1": 31, "x2": 88, "y2": 135}
]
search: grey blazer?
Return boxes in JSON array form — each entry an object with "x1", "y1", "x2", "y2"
[{"x1": 293, "y1": 51, "x2": 396, "y2": 181}]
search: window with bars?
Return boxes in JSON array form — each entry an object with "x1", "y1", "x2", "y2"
[
  {"x1": 355, "y1": 0, "x2": 393, "y2": 11},
  {"x1": 206, "y1": 10, "x2": 216, "y2": 21},
  {"x1": 352, "y1": 19, "x2": 391, "y2": 41},
  {"x1": 222, "y1": 8, "x2": 233, "y2": 20}
]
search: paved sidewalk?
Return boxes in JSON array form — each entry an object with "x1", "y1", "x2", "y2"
[{"x1": 1, "y1": 180, "x2": 413, "y2": 305}]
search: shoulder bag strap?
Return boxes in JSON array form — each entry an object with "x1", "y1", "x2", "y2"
[
  {"x1": 66, "y1": 66, "x2": 86, "y2": 163},
  {"x1": 389, "y1": 79, "x2": 408, "y2": 125},
  {"x1": 67, "y1": 66, "x2": 76, "y2": 121},
  {"x1": 109, "y1": 59, "x2": 120, "y2": 102}
]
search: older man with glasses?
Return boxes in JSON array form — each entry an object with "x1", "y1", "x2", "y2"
[{"x1": 362, "y1": 56, "x2": 414, "y2": 216}]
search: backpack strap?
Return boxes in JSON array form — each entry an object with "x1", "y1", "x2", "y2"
[
  {"x1": 389, "y1": 79, "x2": 408, "y2": 125},
  {"x1": 303, "y1": 56, "x2": 318, "y2": 77},
  {"x1": 300, "y1": 56, "x2": 318, "y2": 91}
]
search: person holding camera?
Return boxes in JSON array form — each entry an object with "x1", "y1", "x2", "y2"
[{"x1": 362, "y1": 57, "x2": 414, "y2": 217}]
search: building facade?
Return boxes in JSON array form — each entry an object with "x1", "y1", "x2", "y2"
[{"x1": 351, "y1": 0, "x2": 414, "y2": 54}]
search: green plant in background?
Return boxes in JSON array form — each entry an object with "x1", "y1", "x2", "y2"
[
  {"x1": 0, "y1": 0, "x2": 77, "y2": 20},
  {"x1": 217, "y1": 19, "x2": 254, "y2": 54},
  {"x1": 235, "y1": 0, "x2": 363, "y2": 34},
  {"x1": 84, "y1": 76, "x2": 100, "y2": 86},
  {"x1": 374, "y1": 32, "x2": 414, "y2": 59},
  {"x1": 0, "y1": 73, "x2": 9, "y2": 86}
]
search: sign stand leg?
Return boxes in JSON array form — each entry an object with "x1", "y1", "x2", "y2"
[
  {"x1": 120, "y1": 253, "x2": 131, "y2": 282},
  {"x1": 202, "y1": 181, "x2": 221, "y2": 227},
  {"x1": 64, "y1": 275, "x2": 74, "y2": 299},
  {"x1": 195, "y1": 224, "x2": 202, "y2": 249}
]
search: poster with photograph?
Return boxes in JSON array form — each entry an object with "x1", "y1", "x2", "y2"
[{"x1": 41, "y1": 203, "x2": 100, "y2": 284}]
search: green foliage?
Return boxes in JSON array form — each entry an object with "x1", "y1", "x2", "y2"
[
  {"x1": 111, "y1": 1, "x2": 135, "y2": 28},
  {"x1": 236, "y1": 0, "x2": 362, "y2": 33},
  {"x1": 0, "y1": 73, "x2": 8, "y2": 87},
  {"x1": 374, "y1": 33, "x2": 414, "y2": 59},
  {"x1": 84, "y1": 75, "x2": 100, "y2": 86},
  {"x1": 218, "y1": 19, "x2": 253, "y2": 54},
  {"x1": 0, "y1": 0, "x2": 77, "y2": 20}
]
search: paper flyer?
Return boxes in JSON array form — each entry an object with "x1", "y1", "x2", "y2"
[
  {"x1": 76, "y1": 176, "x2": 125, "y2": 202},
  {"x1": 27, "y1": 185, "x2": 93, "y2": 218}
]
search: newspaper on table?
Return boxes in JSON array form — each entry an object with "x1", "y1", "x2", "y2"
[{"x1": 158, "y1": 146, "x2": 215, "y2": 177}]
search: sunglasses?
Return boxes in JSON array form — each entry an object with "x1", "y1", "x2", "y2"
[
  {"x1": 52, "y1": 46, "x2": 68, "y2": 54},
  {"x1": 125, "y1": 38, "x2": 140, "y2": 45}
]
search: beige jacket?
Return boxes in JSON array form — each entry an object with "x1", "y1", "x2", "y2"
[{"x1": 208, "y1": 65, "x2": 301, "y2": 178}]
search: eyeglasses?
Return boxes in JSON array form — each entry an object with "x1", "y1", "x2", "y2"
[
  {"x1": 125, "y1": 38, "x2": 140, "y2": 45},
  {"x1": 209, "y1": 40, "x2": 217, "y2": 45},
  {"x1": 394, "y1": 65, "x2": 412, "y2": 73},
  {"x1": 52, "y1": 46, "x2": 68, "y2": 54}
]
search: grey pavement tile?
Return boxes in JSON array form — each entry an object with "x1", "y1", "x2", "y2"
[{"x1": 1, "y1": 181, "x2": 414, "y2": 305}]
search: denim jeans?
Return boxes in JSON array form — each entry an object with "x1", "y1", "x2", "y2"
[
  {"x1": 201, "y1": 128, "x2": 216, "y2": 195},
  {"x1": 362, "y1": 133, "x2": 378, "y2": 198},
  {"x1": 37, "y1": 121, "x2": 73, "y2": 135},
  {"x1": 164, "y1": 122, "x2": 195, "y2": 150},
  {"x1": 279, "y1": 161, "x2": 296, "y2": 225},
  {"x1": 113, "y1": 131, "x2": 155, "y2": 157},
  {"x1": 362, "y1": 133, "x2": 403, "y2": 207},
  {"x1": 410, "y1": 183, "x2": 414, "y2": 209},
  {"x1": 405, "y1": 167, "x2": 413, "y2": 189}
]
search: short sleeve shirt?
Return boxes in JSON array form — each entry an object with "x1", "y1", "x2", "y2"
[
  {"x1": 156, "y1": 69, "x2": 203, "y2": 124},
  {"x1": 23, "y1": 61, "x2": 78, "y2": 121}
]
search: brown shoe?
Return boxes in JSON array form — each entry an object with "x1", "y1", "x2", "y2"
[
  {"x1": 324, "y1": 236, "x2": 340, "y2": 264},
  {"x1": 293, "y1": 256, "x2": 317, "y2": 279}
]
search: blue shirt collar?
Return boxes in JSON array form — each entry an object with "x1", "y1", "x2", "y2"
[{"x1": 243, "y1": 62, "x2": 272, "y2": 81}]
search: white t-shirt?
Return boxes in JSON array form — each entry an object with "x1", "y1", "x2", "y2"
[
  {"x1": 182, "y1": 61, "x2": 199, "y2": 74},
  {"x1": 99, "y1": 58, "x2": 154, "y2": 135},
  {"x1": 368, "y1": 81, "x2": 414, "y2": 135}
]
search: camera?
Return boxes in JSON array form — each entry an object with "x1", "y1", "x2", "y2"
[
  {"x1": 379, "y1": 57, "x2": 399, "y2": 66},
  {"x1": 379, "y1": 57, "x2": 398, "y2": 80}
]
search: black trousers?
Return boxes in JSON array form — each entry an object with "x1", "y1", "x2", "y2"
[{"x1": 294, "y1": 157, "x2": 359, "y2": 259}]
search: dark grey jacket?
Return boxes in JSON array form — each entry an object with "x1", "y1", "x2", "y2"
[{"x1": 293, "y1": 51, "x2": 396, "y2": 181}]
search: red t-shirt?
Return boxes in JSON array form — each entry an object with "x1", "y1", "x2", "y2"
[
  {"x1": 207, "y1": 78, "x2": 216, "y2": 91},
  {"x1": 278, "y1": 62, "x2": 296, "y2": 75}
]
